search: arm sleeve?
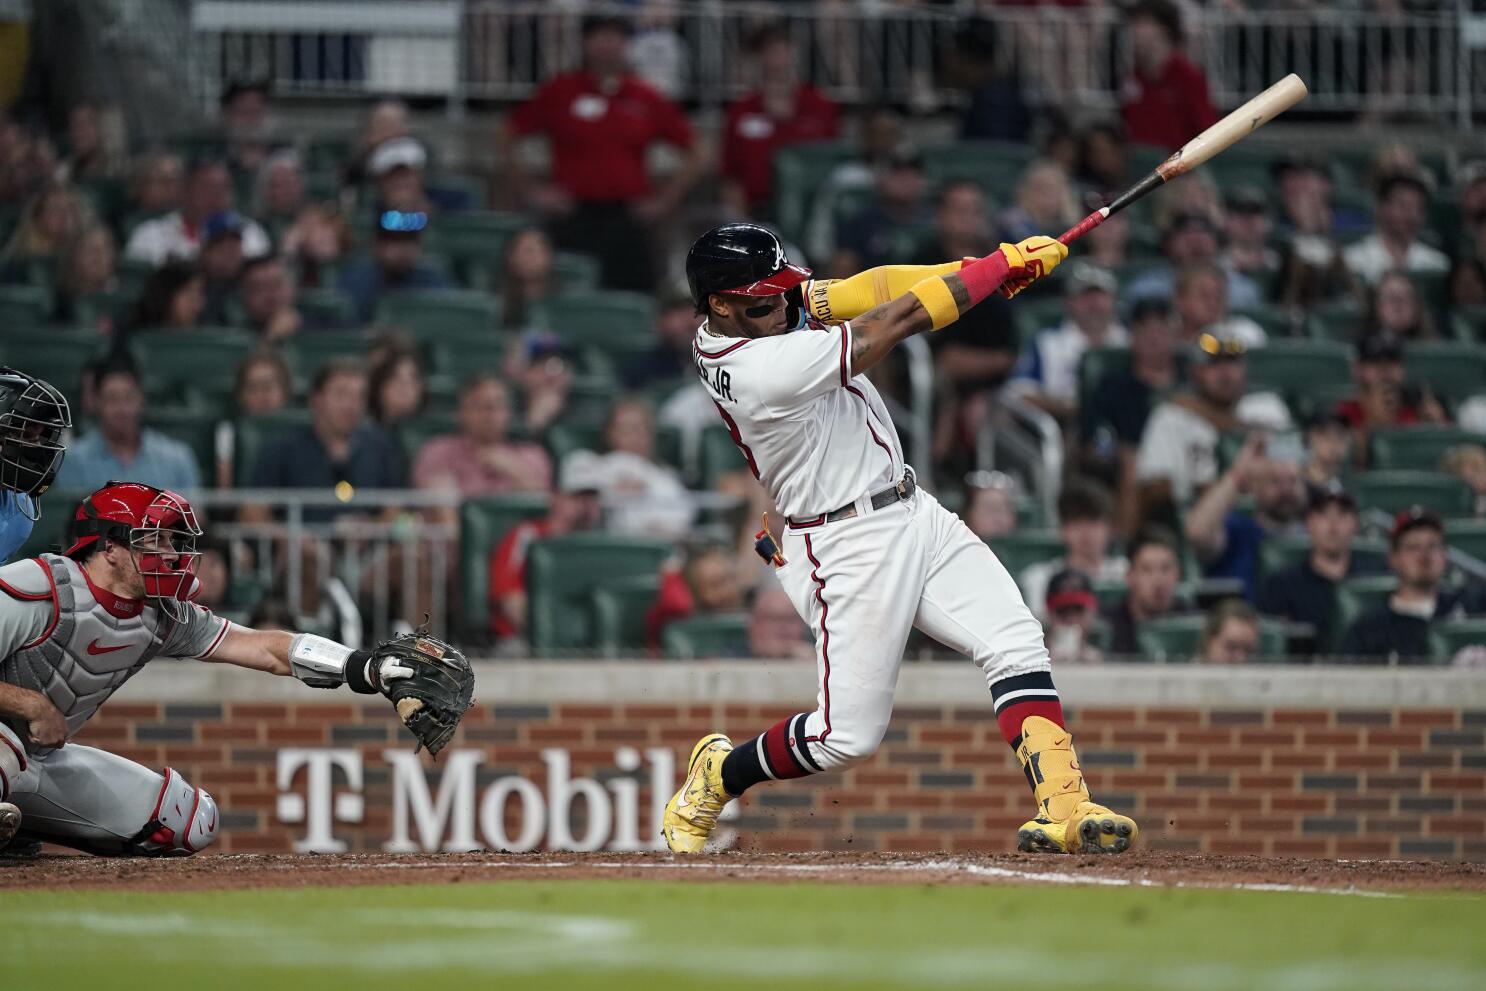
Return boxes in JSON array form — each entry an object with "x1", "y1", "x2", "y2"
[
  {"x1": 804, "y1": 261, "x2": 966, "y2": 325},
  {"x1": 160, "y1": 603, "x2": 231, "y2": 660},
  {"x1": 751, "y1": 325, "x2": 852, "y2": 411}
]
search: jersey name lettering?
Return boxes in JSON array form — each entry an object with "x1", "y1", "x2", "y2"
[{"x1": 694, "y1": 353, "x2": 734, "y2": 401}]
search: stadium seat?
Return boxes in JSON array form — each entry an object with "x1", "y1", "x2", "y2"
[
  {"x1": 988, "y1": 530, "x2": 1065, "y2": 577},
  {"x1": 1077, "y1": 346, "x2": 1131, "y2": 410},
  {"x1": 285, "y1": 330, "x2": 377, "y2": 380},
  {"x1": 924, "y1": 141, "x2": 1037, "y2": 202},
  {"x1": 232, "y1": 409, "x2": 315, "y2": 483},
  {"x1": 395, "y1": 413, "x2": 458, "y2": 463},
  {"x1": 591, "y1": 575, "x2": 664, "y2": 655},
  {"x1": 1405, "y1": 269, "x2": 1450, "y2": 317},
  {"x1": 1449, "y1": 304, "x2": 1486, "y2": 343},
  {"x1": 129, "y1": 329, "x2": 258, "y2": 404},
  {"x1": 1369, "y1": 426, "x2": 1486, "y2": 471},
  {"x1": 1334, "y1": 575, "x2": 1399, "y2": 643},
  {"x1": 1243, "y1": 340, "x2": 1350, "y2": 398},
  {"x1": 115, "y1": 258, "x2": 155, "y2": 302},
  {"x1": 543, "y1": 421, "x2": 605, "y2": 464},
  {"x1": 1430, "y1": 618, "x2": 1486, "y2": 663},
  {"x1": 1351, "y1": 471, "x2": 1475, "y2": 517},
  {"x1": 1306, "y1": 300, "x2": 1365, "y2": 342},
  {"x1": 662, "y1": 613, "x2": 751, "y2": 659},
  {"x1": 457, "y1": 493, "x2": 550, "y2": 638},
  {"x1": 535, "y1": 292, "x2": 655, "y2": 356},
  {"x1": 1404, "y1": 342, "x2": 1486, "y2": 402},
  {"x1": 553, "y1": 252, "x2": 601, "y2": 294},
  {"x1": 0, "y1": 284, "x2": 51, "y2": 327},
  {"x1": 10, "y1": 488, "x2": 85, "y2": 558},
  {"x1": 772, "y1": 141, "x2": 856, "y2": 243},
  {"x1": 526, "y1": 534, "x2": 674, "y2": 652},
  {"x1": 424, "y1": 211, "x2": 526, "y2": 289},
  {"x1": 1443, "y1": 518, "x2": 1486, "y2": 564},
  {"x1": 65, "y1": 290, "x2": 126, "y2": 330},
  {"x1": 1257, "y1": 535, "x2": 1389, "y2": 582},
  {"x1": 17, "y1": 329, "x2": 112, "y2": 398},
  {"x1": 144, "y1": 407, "x2": 220, "y2": 485},
  {"x1": 1133, "y1": 613, "x2": 1287, "y2": 663},
  {"x1": 1232, "y1": 304, "x2": 1304, "y2": 340},
  {"x1": 375, "y1": 288, "x2": 501, "y2": 341},
  {"x1": 698, "y1": 425, "x2": 748, "y2": 488},
  {"x1": 297, "y1": 288, "x2": 355, "y2": 329},
  {"x1": 1092, "y1": 577, "x2": 1127, "y2": 612}
]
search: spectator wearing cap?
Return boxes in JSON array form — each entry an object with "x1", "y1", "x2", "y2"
[
  {"x1": 1020, "y1": 481, "x2": 1128, "y2": 621},
  {"x1": 1008, "y1": 261, "x2": 1127, "y2": 424},
  {"x1": 55, "y1": 359, "x2": 200, "y2": 494},
  {"x1": 720, "y1": 24, "x2": 840, "y2": 217},
  {"x1": 500, "y1": 13, "x2": 705, "y2": 292},
  {"x1": 1339, "y1": 510, "x2": 1486, "y2": 662},
  {"x1": 1118, "y1": 0, "x2": 1217, "y2": 150},
  {"x1": 366, "y1": 136, "x2": 434, "y2": 215},
  {"x1": 1136, "y1": 331, "x2": 1292, "y2": 512},
  {"x1": 1220, "y1": 186, "x2": 1280, "y2": 280},
  {"x1": 747, "y1": 585, "x2": 812, "y2": 660},
  {"x1": 1103, "y1": 526, "x2": 1189, "y2": 656},
  {"x1": 1124, "y1": 213, "x2": 1262, "y2": 314},
  {"x1": 1301, "y1": 409, "x2": 1353, "y2": 491},
  {"x1": 414, "y1": 374, "x2": 554, "y2": 519},
  {"x1": 1197, "y1": 600, "x2": 1262, "y2": 664},
  {"x1": 962, "y1": 470, "x2": 1019, "y2": 541},
  {"x1": 1344, "y1": 173, "x2": 1449, "y2": 286},
  {"x1": 1334, "y1": 332, "x2": 1448, "y2": 445},
  {"x1": 830, "y1": 143, "x2": 932, "y2": 275},
  {"x1": 124, "y1": 158, "x2": 270, "y2": 266},
  {"x1": 1365, "y1": 269, "x2": 1436, "y2": 341},
  {"x1": 198, "y1": 211, "x2": 250, "y2": 325},
  {"x1": 336, "y1": 210, "x2": 451, "y2": 325},
  {"x1": 487, "y1": 454, "x2": 605, "y2": 641},
  {"x1": 1184, "y1": 433, "x2": 1308, "y2": 601},
  {"x1": 1258, "y1": 484, "x2": 1387, "y2": 655},
  {"x1": 1043, "y1": 569, "x2": 1105, "y2": 665}
]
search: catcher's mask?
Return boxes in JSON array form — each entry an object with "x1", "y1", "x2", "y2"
[
  {"x1": 66, "y1": 481, "x2": 204, "y2": 618},
  {"x1": 0, "y1": 366, "x2": 72, "y2": 518}
]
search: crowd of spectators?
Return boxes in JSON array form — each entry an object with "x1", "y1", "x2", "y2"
[{"x1": 3, "y1": 2, "x2": 1486, "y2": 663}]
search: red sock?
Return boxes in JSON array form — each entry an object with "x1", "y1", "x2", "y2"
[{"x1": 990, "y1": 671, "x2": 1065, "y2": 748}]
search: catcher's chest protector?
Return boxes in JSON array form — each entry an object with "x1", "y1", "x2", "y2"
[{"x1": 0, "y1": 554, "x2": 168, "y2": 752}]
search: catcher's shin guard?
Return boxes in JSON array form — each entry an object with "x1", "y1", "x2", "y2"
[
  {"x1": 662, "y1": 734, "x2": 735, "y2": 853},
  {"x1": 1014, "y1": 716, "x2": 1137, "y2": 855}
]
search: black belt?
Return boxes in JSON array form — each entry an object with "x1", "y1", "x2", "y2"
[{"x1": 789, "y1": 469, "x2": 916, "y2": 529}]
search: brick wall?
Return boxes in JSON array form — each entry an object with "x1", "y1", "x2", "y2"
[{"x1": 70, "y1": 699, "x2": 1486, "y2": 861}]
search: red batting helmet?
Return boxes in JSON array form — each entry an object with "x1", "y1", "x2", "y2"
[{"x1": 65, "y1": 481, "x2": 204, "y2": 612}]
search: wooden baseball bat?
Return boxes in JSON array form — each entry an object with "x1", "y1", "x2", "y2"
[{"x1": 1058, "y1": 73, "x2": 1309, "y2": 245}]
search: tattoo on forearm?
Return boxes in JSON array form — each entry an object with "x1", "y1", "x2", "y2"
[{"x1": 944, "y1": 273, "x2": 971, "y2": 311}]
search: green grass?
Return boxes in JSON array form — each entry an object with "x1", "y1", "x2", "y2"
[{"x1": 5, "y1": 880, "x2": 1484, "y2": 991}]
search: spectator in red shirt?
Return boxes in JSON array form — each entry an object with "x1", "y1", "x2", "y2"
[
  {"x1": 720, "y1": 25, "x2": 840, "y2": 218},
  {"x1": 1335, "y1": 332, "x2": 1448, "y2": 457},
  {"x1": 500, "y1": 14, "x2": 706, "y2": 292},
  {"x1": 643, "y1": 545, "x2": 746, "y2": 651},
  {"x1": 1119, "y1": 0, "x2": 1217, "y2": 150},
  {"x1": 487, "y1": 454, "x2": 604, "y2": 641}
]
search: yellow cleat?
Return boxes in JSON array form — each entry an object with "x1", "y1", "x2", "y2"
[
  {"x1": 1013, "y1": 716, "x2": 1138, "y2": 855},
  {"x1": 662, "y1": 734, "x2": 735, "y2": 853}
]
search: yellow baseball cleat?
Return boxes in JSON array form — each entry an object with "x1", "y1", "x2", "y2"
[
  {"x1": 1013, "y1": 716, "x2": 1138, "y2": 854},
  {"x1": 662, "y1": 733, "x2": 735, "y2": 853}
]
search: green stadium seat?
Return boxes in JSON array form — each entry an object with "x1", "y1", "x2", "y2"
[
  {"x1": 1256, "y1": 535, "x2": 1389, "y2": 583},
  {"x1": 1306, "y1": 300, "x2": 1365, "y2": 342},
  {"x1": 663, "y1": 613, "x2": 751, "y2": 659},
  {"x1": 1449, "y1": 304, "x2": 1486, "y2": 343},
  {"x1": 424, "y1": 211, "x2": 527, "y2": 289},
  {"x1": 428, "y1": 171, "x2": 487, "y2": 211},
  {"x1": 298, "y1": 288, "x2": 356, "y2": 329},
  {"x1": 526, "y1": 534, "x2": 674, "y2": 652},
  {"x1": 114, "y1": 257, "x2": 155, "y2": 302},
  {"x1": 1404, "y1": 342, "x2": 1486, "y2": 402},
  {"x1": 535, "y1": 292, "x2": 655, "y2": 355},
  {"x1": 1406, "y1": 269, "x2": 1450, "y2": 317},
  {"x1": 1077, "y1": 346, "x2": 1130, "y2": 410},
  {"x1": 457, "y1": 494, "x2": 550, "y2": 637},
  {"x1": 1352, "y1": 471, "x2": 1475, "y2": 517},
  {"x1": 988, "y1": 530, "x2": 1065, "y2": 577},
  {"x1": 543, "y1": 421, "x2": 605, "y2": 464},
  {"x1": 0, "y1": 284, "x2": 51, "y2": 326},
  {"x1": 145, "y1": 407, "x2": 220, "y2": 485},
  {"x1": 1243, "y1": 339, "x2": 1351, "y2": 398},
  {"x1": 553, "y1": 252, "x2": 601, "y2": 294},
  {"x1": 285, "y1": 330, "x2": 376, "y2": 380},
  {"x1": 924, "y1": 141, "x2": 1036, "y2": 205},
  {"x1": 376, "y1": 288, "x2": 501, "y2": 341},
  {"x1": 1133, "y1": 613, "x2": 1287, "y2": 663},
  {"x1": 591, "y1": 575, "x2": 664, "y2": 655},
  {"x1": 1334, "y1": 575, "x2": 1399, "y2": 642},
  {"x1": 1232, "y1": 304, "x2": 1304, "y2": 340},
  {"x1": 395, "y1": 413, "x2": 458, "y2": 462},
  {"x1": 1443, "y1": 518, "x2": 1486, "y2": 564},
  {"x1": 16, "y1": 329, "x2": 111, "y2": 397},
  {"x1": 10, "y1": 488, "x2": 86, "y2": 558},
  {"x1": 232, "y1": 409, "x2": 315, "y2": 483},
  {"x1": 1092, "y1": 577, "x2": 1127, "y2": 612},
  {"x1": 1014, "y1": 296, "x2": 1065, "y2": 342},
  {"x1": 1369, "y1": 426, "x2": 1486, "y2": 471},
  {"x1": 772, "y1": 141, "x2": 856, "y2": 243},
  {"x1": 129, "y1": 329, "x2": 258, "y2": 404},
  {"x1": 698, "y1": 426, "x2": 747, "y2": 488},
  {"x1": 66, "y1": 290, "x2": 126, "y2": 331},
  {"x1": 1430, "y1": 618, "x2": 1486, "y2": 663}
]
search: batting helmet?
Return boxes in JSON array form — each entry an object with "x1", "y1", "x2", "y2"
[
  {"x1": 0, "y1": 366, "x2": 71, "y2": 507},
  {"x1": 65, "y1": 481, "x2": 204, "y2": 611},
  {"x1": 685, "y1": 223, "x2": 811, "y2": 313}
]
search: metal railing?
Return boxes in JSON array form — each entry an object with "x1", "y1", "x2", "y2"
[{"x1": 186, "y1": 1, "x2": 1486, "y2": 127}]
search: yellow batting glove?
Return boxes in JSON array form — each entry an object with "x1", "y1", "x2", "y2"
[{"x1": 997, "y1": 236, "x2": 1069, "y2": 299}]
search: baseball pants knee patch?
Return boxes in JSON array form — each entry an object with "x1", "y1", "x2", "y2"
[
  {"x1": 129, "y1": 767, "x2": 219, "y2": 856},
  {"x1": 0, "y1": 723, "x2": 26, "y2": 801}
]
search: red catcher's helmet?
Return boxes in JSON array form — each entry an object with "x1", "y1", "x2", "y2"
[{"x1": 65, "y1": 481, "x2": 204, "y2": 611}]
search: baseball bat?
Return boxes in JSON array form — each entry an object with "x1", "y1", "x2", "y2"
[{"x1": 1058, "y1": 73, "x2": 1309, "y2": 245}]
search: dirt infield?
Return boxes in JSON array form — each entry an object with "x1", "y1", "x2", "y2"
[{"x1": 3, "y1": 850, "x2": 1483, "y2": 895}]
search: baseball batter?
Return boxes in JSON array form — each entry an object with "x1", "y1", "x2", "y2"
[
  {"x1": 0, "y1": 481, "x2": 474, "y2": 855},
  {"x1": 663, "y1": 224, "x2": 1137, "y2": 855},
  {"x1": 0, "y1": 366, "x2": 72, "y2": 563}
]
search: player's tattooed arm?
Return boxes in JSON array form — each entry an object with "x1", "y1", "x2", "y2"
[{"x1": 848, "y1": 273, "x2": 971, "y2": 374}]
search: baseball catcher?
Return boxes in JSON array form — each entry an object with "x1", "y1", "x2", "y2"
[
  {"x1": 0, "y1": 480, "x2": 474, "y2": 856},
  {"x1": 0, "y1": 366, "x2": 72, "y2": 563}
]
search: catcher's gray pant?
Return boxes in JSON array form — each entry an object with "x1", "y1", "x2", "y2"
[{"x1": 0, "y1": 721, "x2": 218, "y2": 855}]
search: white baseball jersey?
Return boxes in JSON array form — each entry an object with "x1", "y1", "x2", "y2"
[{"x1": 692, "y1": 318, "x2": 904, "y2": 522}]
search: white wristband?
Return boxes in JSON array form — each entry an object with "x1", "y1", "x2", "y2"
[{"x1": 288, "y1": 633, "x2": 355, "y2": 688}]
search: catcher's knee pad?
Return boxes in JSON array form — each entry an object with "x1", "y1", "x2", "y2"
[
  {"x1": 0, "y1": 724, "x2": 26, "y2": 801},
  {"x1": 128, "y1": 767, "x2": 219, "y2": 856}
]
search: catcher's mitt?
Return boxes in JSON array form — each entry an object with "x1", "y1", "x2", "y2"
[{"x1": 367, "y1": 632, "x2": 475, "y2": 757}]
